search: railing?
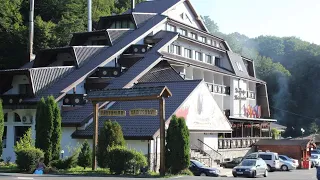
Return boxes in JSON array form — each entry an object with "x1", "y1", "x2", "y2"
[
  {"x1": 190, "y1": 144, "x2": 213, "y2": 167},
  {"x1": 0, "y1": 94, "x2": 32, "y2": 105},
  {"x1": 206, "y1": 83, "x2": 230, "y2": 95},
  {"x1": 63, "y1": 94, "x2": 87, "y2": 106},
  {"x1": 218, "y1": 137, "x2": 271, "y2": 149},
  {"x1": 197, "y1": 139, "x2": 223, "y2": 164}
]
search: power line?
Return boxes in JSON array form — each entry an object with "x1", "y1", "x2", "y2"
[{"x1": 270, "y1": 106, "x2": 318, "y2": 121}]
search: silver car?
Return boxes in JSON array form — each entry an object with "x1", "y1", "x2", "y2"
[
  {"x1": 310, "y1": 154, "x2": 320, "y2": 167},
  {"x1": 279, "y1": 159, "x2": 296, "y2": 171},
  {"x1": 232, "y1": 158, "x2": 268, "y2": 178}
]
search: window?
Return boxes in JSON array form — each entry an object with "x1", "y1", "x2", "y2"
[
  {"x1": 168, "y1": 44, "x2": 174, "y2": 53},
  {"x1": 14, "y1": 113, "x2": 21, "y2": 122},
  {"x1": 205, "y1": 55, "x2": 212, "y2": 64},
  {"x1": 2, "y1": 126, "x2": 6, "y2": 148},
  {"x1": 195, "y1": 51, "x2": 202, "y2": 61},
  {"x1": 207, "y1": 39, "x2": 212, "y2": 45},
  {"x1": 215, "y1": 57, "x2": 221, "y2": 67},
  {"x1": 259, "y1": 154, "x2": 272, "y2": 161},
  {"x1": 129, "y1": 22, "x2": 135, "y2": 29},
  {"x1": 63, "y1": 61, "x2": 74, "y2": 66},
  {"x1": 213, "y1": 41, "x2": 217, "y2": 47},
  {"x1": 199, "y1": 36, "x2": 206, "y2": 43},
  {"x1": 19, "y1": 84, "x2": 31, "y2": 95},
  {"x1": 116, "y1": 21, "x2": 121, "y2": 28},
  {"x1": 91, "y1": 40, "x2": 106, "y2": 45},
  {"x1": 184, "y1": 48, "x2": 192, "y2": 58},
  {"x1": 190, "y1": 32, "x2": 197, "y2": 39},
  {"x1": 178, "y1": 28, "x2": 187, "y2": 36},
  {"x1": 236, "y1": 62, "x2": 244, "y2": 71},
  {"x1": 174, "y1": 45, "x2": 181, "y2": 55},
  {"x1": 167, "y1": 24, "x2": 176, "y2": 32},
  {"x1": 4, "y1": 113, "x2": 7, "y2": 122}
]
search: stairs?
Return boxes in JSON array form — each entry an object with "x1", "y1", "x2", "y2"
[{"x1": 190, "y1": 149, "x2": 218, "y2": 167}]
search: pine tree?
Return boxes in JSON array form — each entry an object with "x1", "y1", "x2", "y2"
[
  {"x1": 78, "y1": 140, "x2": 92, "y2": 169},
  {"x1": 0, "y1": 100, "x2": 4, "y2": 157},
  {"x1": 48, "y1": 96, "x2": 62, "y2": 161},
  {"x1": 35, "y1": 97, "x2": 54, "y2": 164},
  {"x1": 165, "y1": 115, "x2": 190, "y2": 174},
  {"x1": 97, "y1": 120, "x2": 125, "y2": 168}
]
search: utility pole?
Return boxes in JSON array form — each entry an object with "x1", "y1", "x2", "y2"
[
  {"x1": 29, "y1": 0, "x2": 35, "y2": 61},
  {"x1": 88, "y1": 0, "x2": 92, "y2": 32}
]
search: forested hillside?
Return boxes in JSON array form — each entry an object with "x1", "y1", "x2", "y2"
[
  {"x1": 203, "y1": 16, "x2": 320, "y2": 137},
  {"x1": 0, "y1": 1, "x2": 319, "y2": 137}
]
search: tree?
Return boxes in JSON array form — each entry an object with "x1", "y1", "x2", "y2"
[
  {"x1": 271, "y1": 128, "x2": 280, "y2": 139},
  {"x1": 78, "y1": 140, "x2": 92, "y2": 169},
  {"x1": 14, "y1": 128, "x2": 33, "y2": 152},
  {"x1": 35, "y1": 97, "x2": 54, "y2": 164},
  {"x1": 165, "y1": 115, "x2": 190, "y2": 174},
  {"x1": 309, "y1": 122, "x2": 319, "y2": 135},
  {"x1": 201, "y1": 16, "x2": 219, "y2": 35},
  {"x1": 97, "y1": 120, "x2": 125, "y2": 168},
  {"x1": 48, "y1": 96, "x2": 62, "y2": 161},
  {"x1": 0, "y1": 100, "x2": 4, "y2": 157}
]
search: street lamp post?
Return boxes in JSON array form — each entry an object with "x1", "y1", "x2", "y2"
[{"x1": 60, "y1": 150, "x2": 65, "y2": 159}]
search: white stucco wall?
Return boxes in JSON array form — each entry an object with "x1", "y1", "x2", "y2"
[
  {"x1": 203, "y1": 133, "x2": 218, "y2": 150},
  {"x1": 4, "y1": 75, "x2": 30, "y2": 95},
  {"x1": 126, "y1": 140, "x2": 149, "y2": 155}
]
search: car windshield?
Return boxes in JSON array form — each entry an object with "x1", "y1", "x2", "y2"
[
  {"x1": 280, "y1": 155, "x2": 289, "y2": 160},
  {"x1": 240, "y1": 160, "x2": 256, "y2": 166},
  {"x1": 311, "y1": 155, "x2": 319, "y2": 159},
  {"x1": 192, "y1": 160, "x2": 204, "y2": 167}
]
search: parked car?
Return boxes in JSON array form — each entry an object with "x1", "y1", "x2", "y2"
[
  {"x1": 189, "y1": 159, "x2": 220, "y2": 177},
  {"x1": 244, "y1": 151, "x2": 280, "y2": 172},
  {"x1": 279, "y1": 158, "x2": 296, "y2": 171},
  {"x1": 279, "y1": 155, "x2": 299, "y2": 167},
  {"x1": 220, "y1": 157, "x2": 242, "y2": 168},
  {"x1": 311, "y1": 149, "x2": 320, "y2": 154},
  {"x1": 232, "y1": 158, "x2": 268, "y2": 178},
  {"x1": 310, "y1": 154, "x2": 320, "y2": 168}
]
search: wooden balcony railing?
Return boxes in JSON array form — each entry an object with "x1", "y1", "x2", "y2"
[
  {"x1": 218, "y1": 137, "x2": 271, "y2": 149},
  {"x1": 206, "y1": 83, "x2": 230, "y2": 95}
]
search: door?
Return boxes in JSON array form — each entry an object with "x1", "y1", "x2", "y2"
[{"x1": 189, "y1": 162, "x2": 199, "y2": 175}]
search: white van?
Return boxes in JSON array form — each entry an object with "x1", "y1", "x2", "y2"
[{"x1": 244, "y1": 151, "x2": 280, "y2": 172}]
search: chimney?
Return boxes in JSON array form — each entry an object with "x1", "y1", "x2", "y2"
[
  {"x1": 131, "y1": 0, "x2": 135, "y2": 12},
  {"x1": 29, "y1": 0, "x2": 35, "y2": 61},
  {"x1": 88, "y1": 0, "x2": 92, "y2": 32}
]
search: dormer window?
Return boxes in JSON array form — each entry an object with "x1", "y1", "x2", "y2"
[
  {"x1": 236, "y1": 62, "x2": 244, "y2": 71},
  {"x1": 215, "y1": 57, "x2": 221, "y2": 67},
  {"x1": 19, "y1": 84, "x2": 31, "y2": 95},
  {"x1": 110, "y1": 20, "x2": 135, "y2": 29}
]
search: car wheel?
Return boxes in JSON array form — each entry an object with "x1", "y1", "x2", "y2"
[
  {"x1": 267, "y1": 165, "x2": 271, "y2": 172},
  {"x1": 233, "y1": 174, "x2": 237, "y2": 177},
  {"x1": 251, "y1": 170, "x2": 256, "y2": 178},
  {"x1": 264, "y1": 170, "x2": 268, "y2": 177},
  {"x1": 200, "y1": 172, "x2": 206, "y2": 176},
  {"x1": 281, "y1": 165, "x2": 288, "y2": 171}
]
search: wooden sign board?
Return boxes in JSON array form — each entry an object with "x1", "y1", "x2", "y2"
[
  {"x1": 99, "y1": 110, "x2": 126, "y2": 116},
  {"x1": 129, "y1": 109, "x2": 158, "y2": 116}
]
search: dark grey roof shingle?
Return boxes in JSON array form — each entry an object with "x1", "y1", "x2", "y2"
[
  {"x1": 62, "y1": 103, "x2": 94, "y2": 125},
  {"x1": 124, "y1": 0, "x2": 181, "y2": 14},
  {"x1": 72, "y1": 80, "x2": 201, "y2": 138},
  {"x1": 133, "y1": 13, "x2": 156, "y2": 28},
  {"x1": 226, "y1": 51, "x2": 250, "y2": 78},
  {"x1": 107, "y1": 29, "x2": 133, "y2": 45},
  {"x1": 73, "y1": 46, "x2": 107, "y2": 67}
]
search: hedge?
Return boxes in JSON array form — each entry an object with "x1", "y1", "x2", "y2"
[{"x1": 16, "y1": 148, "x2": 44, "y2": 172}]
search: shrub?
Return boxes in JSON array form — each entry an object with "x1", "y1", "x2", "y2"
[
  {"x1": 107, "y1": 146, "x2": 147, "y2": 175},
  {"x1": 15, "y1": 128, "x2": 33, "y2": 152},
  {"x1": 15, "y1": 148, "x2": 44, "y2": 172},
  {"x1": 49, "y1": 96, "x2": 62, "y2": 161},
  {"x1": 78, "y1": 140, "x2": 92, "y2": 169},
  {"x1": 165, "y1": 115, "x2": 190, "y2": 174},
  {"x1": 97, "y1": 120, "x2": 125, "y2": 168},
  {"x1": 51, "y1": 153, "x2": 78, "y2": 170}
]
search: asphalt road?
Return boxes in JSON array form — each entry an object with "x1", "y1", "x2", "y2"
[{"x1": 0, "y1": 169, "x2": 317, "y2": 180}]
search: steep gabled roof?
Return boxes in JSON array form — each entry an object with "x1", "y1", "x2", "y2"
[{"x1": 72, "y1": 80, "x2": 202, "y2": 139}]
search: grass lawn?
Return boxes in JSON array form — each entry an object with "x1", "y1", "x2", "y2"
[{"x1": 0, "y1": 163, "x2": 20, "y2": 173}]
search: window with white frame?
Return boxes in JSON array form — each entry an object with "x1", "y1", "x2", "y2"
[
  {"x1": 215, "y1": 57, "x2": 221, "y2": 67},
  {"x1": 190, "y1": 32, "x2": 197, "y2": 39},
  {"x1": 178, "y1": 28, "x2": 187, "y2": 36},
  {"x1": 213, "y1": 41, "x2": 217, "y2": 47},
  {"x1": 195, "y1": 51, "x2": 202, "y2": 61},
  {"x1": 205, "y1": 55, "x2": 212, "y2": 64},
  {"x1": 236, "y1": 62, "x2": 244, "y2": 71},
  {"x1": 199, "y1": 36, "x2": 206, "y2": 43},
  {"x1": 207, "y1": 39, "x2": 212, "y2": 45},
  {"x1": 174, "y1": 45, "x2": 181, "y2": 55},
  {"x1": 184, "y1": 48, "x2": 192, "y2": 59},
  {"x1": 167, "y1": 24, "x2": 176, "y2": 32},
  {"x1": 168, "y1": 44, "x2": 174, "y2": 53}
]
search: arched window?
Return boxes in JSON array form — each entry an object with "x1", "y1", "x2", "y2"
[
  {"x1": 14, "y1": 113, "x2": 21, "y2": 122},
  {"x1": 4, "y1": 113, "x2": 7, "y2": 122}
]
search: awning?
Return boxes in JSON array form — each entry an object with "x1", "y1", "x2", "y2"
[{"x1": 229, "y1": 116, "x2": 277, "y2": 122}]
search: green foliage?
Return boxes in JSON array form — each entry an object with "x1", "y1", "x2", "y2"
[
  {"x1": 78, "y1": 140, "x2": 92, "y2": 169},
  {"x1": 201, "y1": 16, "x2": 219, "y2": 35},
  {"x1": 14, "y1": 128, "x2": 33, "y2": 152},
  {"x1": 0, "y1": 100, "x2": 3, "y2": 157},
  {"x1": 48, "y1": 96, "x2": 62, "y2": 161},
  {"x1": 271, "y1": 128, "x2": 280, "y2": 139},
  {"x1": 15, "y1": 148, "x2": 44, "y2": 172},
  {"x1": 107, "y1": 146, "x2": 147, "y2": 175},
  {"x1": 165, "y1": 115, "x2": 190, "y2": 174},
  {"x1": 97, "y1": 120, "x2": 125, "y2": 168},
  {"x1": 51, "y1": 153, "x2": 78, "y2": 170}
]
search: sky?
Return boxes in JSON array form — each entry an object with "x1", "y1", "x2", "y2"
[{"x1": 190, "y1": 0, "x2": 320, "y2": 45}]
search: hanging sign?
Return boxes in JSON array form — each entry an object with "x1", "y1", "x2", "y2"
[
  {"x1": 99, "y1": 110, "x2": 126, "y2": 116},
  {"x1": 129, "y1": 109, "x2": 158, "y2": 116}
]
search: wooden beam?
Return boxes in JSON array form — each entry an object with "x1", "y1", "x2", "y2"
[
  {"x1": 92, "y1": 102, "x2": 99, "y2": 170},
  {"x1": 159, "y1": 97, "x2": 166, "y2": 176}
]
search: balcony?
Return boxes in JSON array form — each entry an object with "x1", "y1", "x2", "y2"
[
  {"x1": 0, "y1": 94, "x2": 32, "y2": 105},
  {"x1": 90, "y1": 67, "x2": 122, "y2": 78},
  {"x1": 206, "y1": 83, "x2": 230, "y2": 95},
  {"x1": 247, "y1": 91, "x2": 256, "y2": 99},
  {"x1": 218, "y1": 137, "x2": 271, "y2": 149},
  {"x1": 63, "y1": 94, "x2": 87, "y2": 106}
]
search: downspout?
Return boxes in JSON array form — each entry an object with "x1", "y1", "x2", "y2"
[
  {"x1": 29, "y1": 0, "x2": 35, "y2": 61},
  {"x1": 88, "y1": 0, "x2": 92, "y2": 32}
]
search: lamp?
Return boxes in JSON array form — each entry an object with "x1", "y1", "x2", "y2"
[{"x1": 60, "y1": 150, "x2": 65, "y2": 159}]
